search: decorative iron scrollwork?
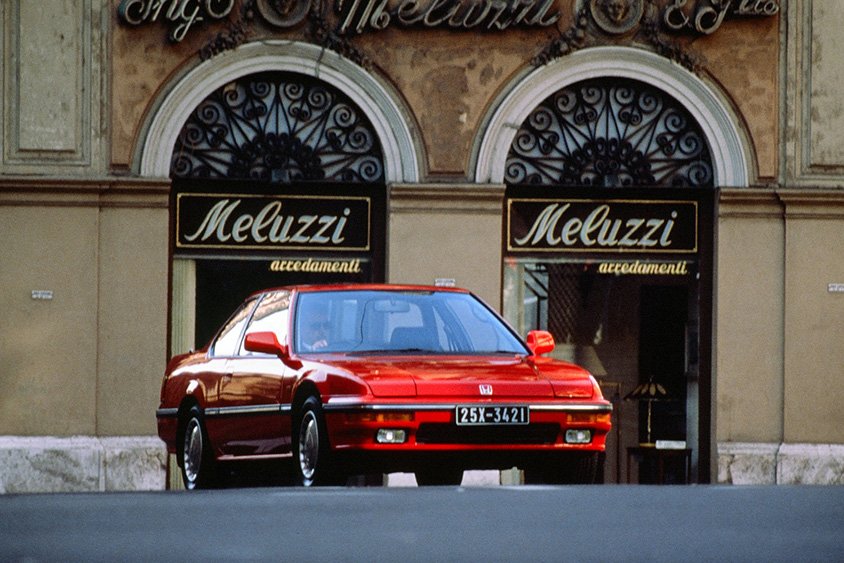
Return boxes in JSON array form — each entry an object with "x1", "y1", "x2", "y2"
[
  {"x1": 171, "y1": 72, "x2": 384, "y2": 183},
  {"x1": 505, "y1": 78, "x2": 713, "y2": 188}
]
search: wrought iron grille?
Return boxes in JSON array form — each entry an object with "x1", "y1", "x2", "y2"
[
  {"x1": 505, "y1": 78, "x2": 713, "y2": 188},
  {"x1": 171, "y1": 72, "x2": 384, "y2": 183}
]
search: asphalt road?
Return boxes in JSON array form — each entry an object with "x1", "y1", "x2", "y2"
[{"x1": 2, "y1": 485, "x2": 843, "y2": 562}]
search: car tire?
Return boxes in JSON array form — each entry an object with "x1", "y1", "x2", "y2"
[
  {"x1": 294, "y1": 396, "x2": 345, "y2": 486},
  {"x1": 524, "y1": 452, "x2": 601, "y2": 485},
  {"x1": 180, "y1": 406, "x2": 218, "y2": 490},
  {"x1": 414, "y1": 468, "x2": 464, "y2": 486}
]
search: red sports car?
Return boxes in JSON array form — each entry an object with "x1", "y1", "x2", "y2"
[{"x1": 157, "y1": 284, "x2": 611, "y2": 488}]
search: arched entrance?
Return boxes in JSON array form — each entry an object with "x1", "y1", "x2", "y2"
[
  {"x1": 482, "y1": 48, "x2": 740, "y2": 484},
  {"x1": 136, "y1": 41, "x2": 419, "y2": 356},
  {"x1": 169, "y1": 71, "x2": 388, "y2": 349}
]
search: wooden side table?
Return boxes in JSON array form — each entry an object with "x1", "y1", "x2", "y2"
[{"x1": 627, "y1": 446, "x2": 691, "y2": 484}]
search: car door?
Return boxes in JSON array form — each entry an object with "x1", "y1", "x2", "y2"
[
  {"x1": 217, "y1": 291, "x2": 293, "y2": 457},
  {"x1": 201, "y1": 295, "x2": 260, "y2": 452}
]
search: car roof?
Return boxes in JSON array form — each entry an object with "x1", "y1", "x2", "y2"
[{"x1": 246, "y1": 283, "x2": 472, "y2": 300}]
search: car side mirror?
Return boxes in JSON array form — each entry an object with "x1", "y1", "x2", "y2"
[
  {"x1": 244, "y1": 331, "x2": 288, "y2": 357},
  {"x1": 526, "y1": 330, "x2": 555, "y2": 356}
]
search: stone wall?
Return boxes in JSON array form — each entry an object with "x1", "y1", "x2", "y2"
[
  {"x1": 0, "y1": 437, "x2": 166, "y2": 494},
  {"x1": 718, "y1": 442, "x2": 844, "y2": 485}
]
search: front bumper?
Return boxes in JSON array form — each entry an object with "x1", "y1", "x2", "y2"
[{"x1": 322, "y1": 398, "x2": 612, "y2": 459}]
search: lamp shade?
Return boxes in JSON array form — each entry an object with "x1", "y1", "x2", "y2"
[
  {"x1": 624, "y1": 374, "x2": 672, "y2": 446},
  {"x1": 625, "y1": 376, "x2": 671, "y2": 402}
]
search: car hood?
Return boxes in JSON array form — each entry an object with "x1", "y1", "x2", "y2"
[{"x1": 322, "y1": 355, "x2": 595, "y2": 399}]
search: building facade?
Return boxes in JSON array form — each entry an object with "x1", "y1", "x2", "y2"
[{"x1": 1, "y1": 0, "x2": 843, "y2": 491}]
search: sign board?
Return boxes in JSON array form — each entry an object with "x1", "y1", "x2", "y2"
[
  {"x1": 507, "y1": 198, "x2": 698, "y2": 254},
  {"x1": 176, "y1": 193, "x2": 371, "y2": 252}
]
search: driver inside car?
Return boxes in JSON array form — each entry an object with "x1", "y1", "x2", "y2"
[{"x1": 301, "y1": 307, "x2": 330, "y2": 352}]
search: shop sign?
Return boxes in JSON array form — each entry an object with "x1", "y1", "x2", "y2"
[
  {"x1": 176, "y1": 193, "x2": 371, "y2": 251},
  {"x1": 507, "y1": 199, "x2": 698, "y2": 254},
  {"x1": 117, "y1": 0, "x2": 235, "y2": 42},
  {"x1": 336, "y1": 0, "x2": 561, "y2": 35},
  {"x1": 116, "y1": 0, "x2": 779, "y2": 46},
  {"x1": 663, "y1": 0, "x2": 780, "y2": 36}
]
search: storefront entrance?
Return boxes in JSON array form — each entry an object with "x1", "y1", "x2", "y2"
[
  {"x1": 168, "y1": 71, "x2": 387, "y2": 353},
  {"x1": 500, "y1": 75, "x2": 716, "y2": 483},
  {"x1": 503, "y1": 190, "x2": 713, "y2": 483}
]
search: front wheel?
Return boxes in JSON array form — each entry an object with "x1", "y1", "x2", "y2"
[
  {"x1": 180, "y1": 406, "x2": 218, "y2": 489},
  {"x1": 294, "y1": 396, "x2": 345, "y2": 486}
]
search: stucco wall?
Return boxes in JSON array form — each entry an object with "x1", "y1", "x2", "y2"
[
  {"x1": 0, "y1": 200, "x2": 100, "y2": 435},
  {"x1": 387, "y1": 184, "x2": 505, "y2": 308},
  {"x1": 780, "y1": 192, "x2": 844, "y2": 444},
  {"x1": 0, "y1": 180, "x2": 170, "y2": 437},
  {"x1": 715, "y1": 190, "x2": 785, "y2": 444}
]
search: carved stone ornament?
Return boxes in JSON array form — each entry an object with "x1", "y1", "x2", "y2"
[
  {"x1": 257, "y1": 0, "x2": 311, "y2": 28},
  {"x1": 590, "y1": 0, "x2": 644, "y2": 35}
]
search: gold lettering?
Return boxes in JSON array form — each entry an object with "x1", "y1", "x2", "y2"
[
  {"x1": 269, "y1": 258, "x2": 363, "y2": 275},
  {"x1": 597, "y1": 261, "x2": 691, "y2": 276}
]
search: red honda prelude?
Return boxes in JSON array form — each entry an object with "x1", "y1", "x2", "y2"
[{"x1": 156, "y1": 284, "x2": 612, "y2": 488}]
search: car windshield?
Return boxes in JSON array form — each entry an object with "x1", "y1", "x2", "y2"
[{"x1": 293, "y1": 290, "x2": 529, "y2": 355}]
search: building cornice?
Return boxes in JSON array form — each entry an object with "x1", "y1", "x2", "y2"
[
  {"x1": 389, "y1": 183, "x2": 505, "y2": 215},
  {"x1": 0, "y1": 176, "x2": 170, "y2": 208}
]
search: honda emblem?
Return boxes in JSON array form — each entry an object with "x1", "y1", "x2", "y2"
[{"x1": 479, "y1": 385, "x2": 493, "y2": 395}]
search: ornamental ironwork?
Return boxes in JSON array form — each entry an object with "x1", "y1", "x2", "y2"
[
  {"x1": 171, "y1": 71, "x2": 384, "y2": 183},
  {"x1": 505, "y1": 78, "x2": 714, "y2": 188}
]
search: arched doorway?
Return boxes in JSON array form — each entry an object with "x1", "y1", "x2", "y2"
[
  {"x1": 168, "y1": 70, "x2": 388, "y2": 350},
  {"x1": 500, "y1": 73, "x2": 717, "y2": 484},
  {"x1": 136, "y1": 41, "x2": 419, "y2": 357}
]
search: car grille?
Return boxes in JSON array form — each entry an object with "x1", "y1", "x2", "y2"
[{"x1": 415, "y1": 423, "x2": 560, "y2": 445}]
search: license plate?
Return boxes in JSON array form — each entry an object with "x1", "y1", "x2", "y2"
[{"x1": 455, "y1": 405, "x2": 529, "y2": 426}]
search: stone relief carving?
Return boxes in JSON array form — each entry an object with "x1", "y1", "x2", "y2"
[
  {"x1": 256, "y1": 0, "x2": 311, "y2": 28},
  {"x1": 591, "y1": 0, "x2": 644, "y2": 35}
]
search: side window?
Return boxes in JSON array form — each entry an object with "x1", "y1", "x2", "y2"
[
  {"x1": 239, "y1": 291, "x2": 291, "y2": 356},
  {"x1": 211, "y1": 296, "x2": 260, "y2": 357}
]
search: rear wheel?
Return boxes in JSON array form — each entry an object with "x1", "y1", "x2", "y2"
[
  {"x1": 180, "y1": 406, "x2": 218, "y2": 489},
  {"x1": 294, "y1": 396, "x2": 345, "y2": 486}
]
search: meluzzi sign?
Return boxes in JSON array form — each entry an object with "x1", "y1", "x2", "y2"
[
  {"x1": 176, "y1": 193, "x2": 371, "y2": 251},
  {"x1": 507, "y1": 199, "x2": 698, "y2": 254}
]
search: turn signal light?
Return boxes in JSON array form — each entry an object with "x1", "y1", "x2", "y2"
[
  {"x1": 347, "y1": 412, "x2": 414, "y2": 423},
  {"x1": 376, "y1": 429, "x2": 408, "y2": 444},
  {"x1": 566, "y1": 413, "x2": 611, "y2": 424},
  {"x1": 564, "y1": 429, "x2": 593, "y2": 444}
]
